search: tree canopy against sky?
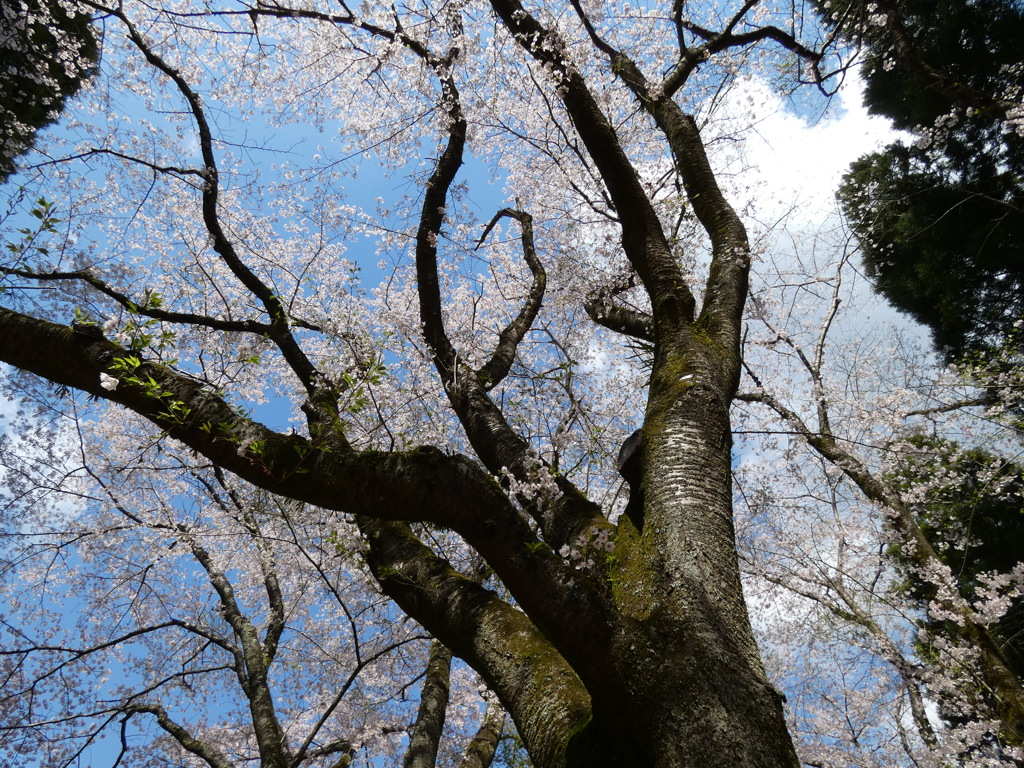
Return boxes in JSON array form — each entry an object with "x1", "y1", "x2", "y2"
[
  {"x1": 823, "y1": 0, "x2": 1024, "y2": 361},
  {"x1": 1, "y1": 2, "x2": 1024, "y2": 768},
  {"x1": 818, "y1": 2, "x2": 1024, "y2": 751}
]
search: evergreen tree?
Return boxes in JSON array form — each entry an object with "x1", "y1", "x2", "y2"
[
  {"x1": 888, "y1": 436, "x2": 1024, "y2": 750},
  {"x1": 0, "y1": 0, "x2": 97, "y2": 182},
  {"x1": 820, "y1": 6, "x2": 1024, "y2": 749},
  {"x1": 819, "y1": 0, "x2": 1024, "y2": 360}
]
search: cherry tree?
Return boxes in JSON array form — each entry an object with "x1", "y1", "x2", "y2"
[
  {"x1": 732, "y1": 213, "x2": 1024, "y2": 765},
  {"x1": 2, "y1": 1, "x2": 1023, "y2": 767}
]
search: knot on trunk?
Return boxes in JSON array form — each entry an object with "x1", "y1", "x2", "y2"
[{"x1": 617, "y1": 428, "x2": 645, "y2": 529}]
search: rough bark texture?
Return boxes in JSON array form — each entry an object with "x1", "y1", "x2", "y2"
[
  {"x1": 484, "y1": 2, "x2": 800, "y2": 765},
  {"x1": 403, "y1": 641, "x2": 453, "y2": 768},
  {"x1": 457, "y1": 701, "x2": 505, "y2": 768}
]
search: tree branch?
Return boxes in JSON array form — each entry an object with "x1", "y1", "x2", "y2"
[
  {"x1": 457, "y1": 696, "x2": 505, "y2": 768},
  {"x1": 488, "y1": 0, "x2": 697, "y2": 329},
  {"x1": 736, "y1": 385, "x2": 1024, "y2": 740},
  {"x1": 126, "y1": 703, "x2": 235, "y2": 768},
  {"x1": 402, "y1": 640, "x2": 452, "y2": 768},
  {"x1": 102, "y1": 3, "x2": 338, "y2": 430},
  {"x1": 474, "y1": 208, "x2": 546, "y2": 391},
  {"x1": 358, "y1": 518, "x2": 592, "y2": 768},
  {"x1": 0, "y1": 306, "x2": 624, "y2": 717},
  {"x1": 583, "y1": 297, "x2": 654, "y2": 342},
  {"x1": 0, "y1": 265, "x2": 320, "y2": 334}
]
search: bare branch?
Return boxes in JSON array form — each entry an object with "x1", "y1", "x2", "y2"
[
  {"x1": 125, "y1": 703, "x2": 235, "y2": 768},
  {"x1": 475, "y1": 208, "x2": 546, "y2": 390},
  {"x1": 402, "y1": 640, "x2": 452, "y2": 768},
  {"x1": 0, "y1": 266, "x2": 320, "y2": 334}
]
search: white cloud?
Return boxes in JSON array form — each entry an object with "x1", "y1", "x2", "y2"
[{"x1": 712, "y1": 73, "x2": 901, "y2": 228}]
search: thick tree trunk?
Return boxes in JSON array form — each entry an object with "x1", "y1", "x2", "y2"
[
  {"x1": 585, "y1": 336, "x2": 798, "y2": 768},
  {"x1": 640, "y1": 358, "x2": 796, "y2": 767}
]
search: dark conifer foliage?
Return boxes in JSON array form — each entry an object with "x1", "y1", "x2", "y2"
[
  {"x1": 0, "y1": 0, "x2": 98, "y2": 182},
  {"x1": 888, "y1": 436, "x2": 1024, "y2": 751},
  {"x1": 819, "y1": 0, "x2": 1024, "y2": 360}
]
